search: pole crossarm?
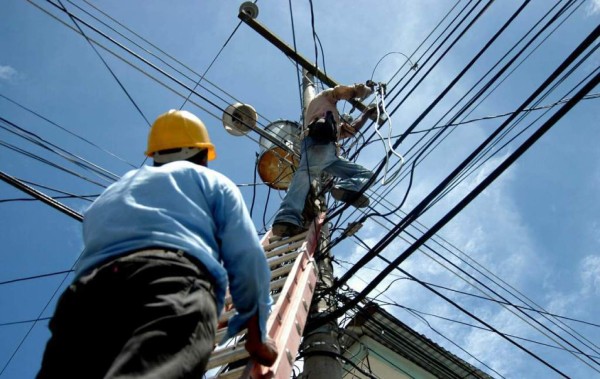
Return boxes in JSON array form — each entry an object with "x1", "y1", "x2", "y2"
[{"x1": 238, "y1": 11, "x2": 375, "y2": 117}]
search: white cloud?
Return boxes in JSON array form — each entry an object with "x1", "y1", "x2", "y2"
[
  {"x1": 0, "y1": 65, "x2": 17, "y2": 81},
  {"x1": 580, "y1": 254, "x2": 600, "y2": 296},
  {"x1": 587, "y1": 0, "x2": 600, "y2": 15}
]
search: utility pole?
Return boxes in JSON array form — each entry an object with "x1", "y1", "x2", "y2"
[
  {"x1": 237, "y1": 4, "x2": 346, "y2": 377},
  {"x1": 298, "y1": 72, "x2": 342, "y2": 379}
]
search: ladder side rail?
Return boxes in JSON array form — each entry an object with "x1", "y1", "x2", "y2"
[{"x1": 246, "y1": 213, "x2": 324, "y2": 378}]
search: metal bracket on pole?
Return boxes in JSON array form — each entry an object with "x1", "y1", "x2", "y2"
[{"x1": 238, "y1": 11, "x2": 380, "y2": 122}]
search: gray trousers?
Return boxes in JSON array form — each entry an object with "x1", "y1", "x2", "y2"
[{"x1": 37, "y1": 249, "x2": 218, "y2": 379}]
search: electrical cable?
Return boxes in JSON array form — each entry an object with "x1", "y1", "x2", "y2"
[
  {"x1": 326, "y1": 0, "x2": 499, "y2": 224},
  {"x1": 335, "y1": 172, "x2": 600, "y2": 355},
  {"x1": 328, "y1": 22, "x2": 600, "y2": 290},
  {"x1": 77, "y1": 0, "x2": 256, "y2": 115},
  {"x1": 0, "y1": 93, "x2": 135, "y2": 168},
  {"x1": 0, "y1": 270, "x2": 74, "y2": 286},
  {"x1": 376, "y1": 300, "x2": 600, "y2": 359},
  {"x1": 310, "y1": 66, "x2": 600, "y2": 376},
  {"x1": 0, "y1": 140, "x2": 108, "y2": 188},
  {"x1": 347, "y1": 225, "x2": 600, "y2": 366},
  {"x1": 54, "y1": 0, "x2": 151, "y2": 127},
  {"x1": 0, "y1": 317, "x2": 51, "y2": 328},
  {"x1": 0, "y1": 170, "x2": 83, "y2": 222},
  {"x1": 335, "y1": 269, "x2": 501, "y2": 378},
  {"x1": 361, "y1": 0, "x2": 585, "y2": 212},
  {"x1": 288, "y1": 0, "x2": 304, "y2": 118},
  {"x1": 0, "y1": 117, "x2": 120, "y2": 183},
  {"x1": 32, "y1": 0, "x2": 290, "y2": 160},
  {"x1": 0, "y1": 194, "x2": 96, "y2": 204},
  {"x1": 179, "y1": 10, "x2": 248, "y2": 108}
]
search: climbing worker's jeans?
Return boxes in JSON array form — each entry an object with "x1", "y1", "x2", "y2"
[
  {"x1": 274, "y1": 137, "x2": 373, "y2": 228},
  {"x1": 37, "y1": 249, "x2": 218, "y2": 379}
]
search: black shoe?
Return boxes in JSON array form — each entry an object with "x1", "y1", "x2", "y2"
[
  {"x1": 272, "y1": 222, "x2": 307, "y2": 238},
  {"x1": 331, "y1": 188, "x2": 369, "y2": 208}
]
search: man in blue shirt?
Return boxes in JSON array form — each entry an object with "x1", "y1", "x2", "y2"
[{"x1": 37, "y1": 110, "x2": 277, "y2": 378}]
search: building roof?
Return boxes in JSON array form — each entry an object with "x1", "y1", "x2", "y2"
[{"x1": 342, "y1": 302, "x2": 493, "y2": 379}]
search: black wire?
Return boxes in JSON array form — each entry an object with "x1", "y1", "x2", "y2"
[
  {"x1": 314, "y1": 33, "x2": 327, "y2": 79},
  {"x1": 0, "y1": 117, "x2": 120, "y2": 182},
  {"x1": 0, "y1": 93, "x2": 135, "y2": 168},
  {"x1": 0, "y1": 140, "x2": 108, "y2": 188},
  {"x1": 0, "y1": 270, "x2": 74, "y2": 286},
  {"x1": 262, "y1": 186, "x2": 272, "y2": 231},
  {"x1": 330, "y1": 20, "x2": 600, "y2": 291},
  {"x1": 67, "y1": 0, "x2": 272, "y2": 130},
  {"x1": 344, "y1": 237, "x2": 600, "y2": 372},
  {"x1": 312, "y1": 67, "x2": 600, "y2": 377},
  {"x1": 327, "y1": 0, "x2": 496, "y2": 224},
  {"x1": 350, "y1": 0, "x2": 489, "y2": 161},
  {"x1": 249, "y1": 153, "x2": 259, "y2": 218},
  {"x1": 179, "y1": 19, "x2": 245, "y2": 109},
  {"x1": 339, "y1": 180, "x2": 600, "y2": 355},
  {"x1": 0, "y1": 194, "x2": 96, "y2": 204},
  {"x1": 288, "y1": 0, "x2": 304, "y2": 118},
  {"x1": 382, "y1": 300, "x2": 600, "y2": 358},
  {"x1": 77, "y1": 0, "x2": 249, "y2": 108},
  {"x1": 404, "y1": 0, "x2": 586, "y2": 213},
  {"x1": 53, "y1": 0, "x2": 151, "y2": 127},
  {"x1": 308, "y1": 0, "x2": 319, "y2": 80},
  {"x1": 357, "y1": 0, "x2": 584, "y2": 219},
  {"x1": 0, "y1": 317, "x2": 52, "y2": 327}
]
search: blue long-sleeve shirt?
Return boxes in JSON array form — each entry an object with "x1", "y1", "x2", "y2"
[{"x1": 76, "y1": 161, "x2": 272, "y2": 341}]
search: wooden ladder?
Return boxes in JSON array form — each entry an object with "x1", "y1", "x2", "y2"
[{"x1": 206, "y1": 213, "x2": 324, "y2": 378}]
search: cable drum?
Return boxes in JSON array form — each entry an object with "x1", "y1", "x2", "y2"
[
  {"x1": 222, "y1": 103, "x2": 257, "y2": 136},
  {"x1": 257, "y1": 120, "x2": 301, "y2": 190}
]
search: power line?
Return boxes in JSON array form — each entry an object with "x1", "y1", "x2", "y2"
[
  {"x1": 0, "y1": 170, "x2": 83, "y2": 222},
  {"x1": 311, "y1": 62, "x2": 600, "y2": 377},
  {"x1": 329, "y1": 21, "x2": 600, "y2": 293},
  {"x1": 53, "y1": 0, "x2": 151, "y2": 127},
  {"x1": 0, "y1": 93, "x2": 135, "y2": 168}
]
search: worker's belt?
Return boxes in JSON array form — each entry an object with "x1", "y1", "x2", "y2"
[
  {"x1": 307, "y1": 111, "x2": 337, "y2": 143},
  {"x1": 120, "y1": 248, "x2": 215, "y2": 287}
]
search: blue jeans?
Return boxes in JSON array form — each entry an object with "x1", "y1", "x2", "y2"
[{"x1": 274, "y1": 137, "x2": 373, "y2": 227}]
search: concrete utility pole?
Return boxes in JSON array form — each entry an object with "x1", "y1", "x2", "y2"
[
  {"x1": 298, "y1": 72, "x2": 342, "y2": 379},
  {"x1": 238, "y1": 4, "x2": 346, "y2": 375}
]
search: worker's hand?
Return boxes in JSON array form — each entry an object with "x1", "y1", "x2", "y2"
[
  {"x1": 365, "y1": 104, "x2": 378, "y2": 115},
  {"x1": 341, "y1": 123, "x2": 357, "y2": 137},
  {"x1": 245, "y1": 315, "x2": 278, "y2": 366},
  {"x1": 365, "y1": 103, "x2": 384, "y2": 116},
  {"x1": 354, "y1": 83, "x2": 373, "y2": 99}
]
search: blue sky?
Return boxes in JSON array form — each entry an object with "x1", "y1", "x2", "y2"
[{"x1": 1, "y1": 1, "x2": 599, "y2": 378}]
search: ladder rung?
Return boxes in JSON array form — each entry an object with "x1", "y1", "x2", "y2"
[
  {"x1": 270, "y1": 276, "x2": 287, "y2": 292},
  {"x1": 270, "y1": 263, "x2": 294, "y2": 279},
  {"x1": 223, "y1": 260, "x2": 294, "y2": 307},
  {"x1": 219, "y1": 274, "x2": 286, "y2": 322},
  {"x1": 262, "y1": 230, "x2": 308, "y2": 252},
  {"x1": 265, "y1": 240, "x2": 305, "y2": 259},
  {"x1": 268, "y1": 250, "x2": 301, "y2": 268},
  {"x1": 214, "y1": 294, "x2": 281, "y2": 342},
  {"x1": 215, "y1": 326, "x2": 243, "y2": 345},
  {"x1": 206, "y1": 343, "x2": 249, "y2": 370}
]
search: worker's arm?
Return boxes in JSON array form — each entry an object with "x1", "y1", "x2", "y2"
[
  {"x1": 215, "y1": 179, "x2": 277, "y2": 364},
  {"x1": 332, "y1": 83, "x2": 373, "y2": 102},
  {"x1": 338, "y1": 104, "x2": 379, "y2": 139}
]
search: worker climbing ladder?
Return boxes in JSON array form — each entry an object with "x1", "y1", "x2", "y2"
[{"x1": 206, "y1": 213, "x2": 325, "y2": 378}]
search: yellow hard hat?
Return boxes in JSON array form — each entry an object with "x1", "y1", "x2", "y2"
[{"x1": 145, "y1": 110, "x2": 216, "y2": 161}]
